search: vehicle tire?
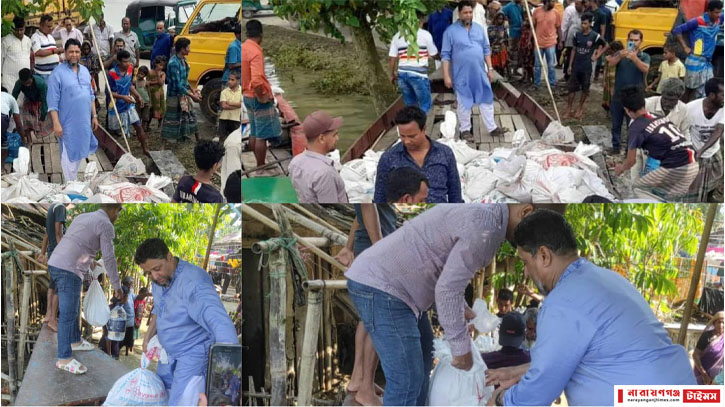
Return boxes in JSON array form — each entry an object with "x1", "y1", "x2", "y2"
[
  {"x1": 201, "y1": 77, "x2": 223, "y2": 122},
  {"x1": 242, "y1": 10, "x2": 254, "y2": 19}
]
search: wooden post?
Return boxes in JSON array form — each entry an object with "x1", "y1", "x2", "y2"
[
  {"x1": 298, "y1": 289, "x2": 322, "y2": 407},
  {"x1": 202, "y1": 204, "x2": 222, "y2": 270},
  {"x1": 17, "y1": 274, "x2": 31, "y2": 380},
  {"x1": 267, "y1": 248, "x2": 287, "y2": 406},
  {"x1": 3, "y1": 255, "x2": 17, "y2": 399},
  {"x1": 677, "y1": 204, "x2": 719, "y2": 345}
]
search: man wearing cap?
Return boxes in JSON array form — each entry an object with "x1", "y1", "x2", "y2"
[
  {"x1": 288, "y1": 111, "x2": 348, "y2": 203},
  {"x1": 482, "y1": 312, "x2": 532, "y2": 370}
]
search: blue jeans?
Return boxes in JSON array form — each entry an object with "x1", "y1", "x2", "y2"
[
  {"x1": 534, "y1": 46, "x2": 557, "y2": 87},
  {"x1": 347, "y1": 280, "x2": 434, "y2": 406},
  {"x1": 610, "y1": 99, "x2": 625, "y2": 151},
  {"x1": 48, "y1": 265, "x2": 81, "y2": 359},
  {"x1": 397, "y1": 71, "x2": 433, "y2": 113}
]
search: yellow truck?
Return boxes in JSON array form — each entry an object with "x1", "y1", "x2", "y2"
[
  {"x1": 612, "y1": 0, "x2": 722, "y2": 79},
  {"x1": 177, "y1": 0, "x2": 241, "y2": 121}
]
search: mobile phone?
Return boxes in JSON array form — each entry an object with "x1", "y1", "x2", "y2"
[
  {"x1": 627, "y1": 41, "x2": 635, "y2": 51},
  {"x1": 206, "y1": 344, "x2": 242, "y2": 406}
]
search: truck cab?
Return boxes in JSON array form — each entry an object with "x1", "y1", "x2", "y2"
[
  {"x1": 177, "y1": 0, "x2": 241, "y2": 121},
  {"x1": 125, "y1": 0, "x2": 197, "y2": 56}
]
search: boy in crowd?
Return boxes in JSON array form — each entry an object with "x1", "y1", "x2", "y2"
[
  {"x1": 565, "y1": 12, "x2": 607, "y2": 120},
  {"x1": 173, "y1": 140, "x2": 226, "y2": 203},
  {"x1": 219, "y1": 71, "x2": 242, "y2": 143},
  {"x1": 647, "y1": 44, "x2": 686, "y2": 94}
]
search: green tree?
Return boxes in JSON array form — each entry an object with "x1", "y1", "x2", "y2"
[
  {"x1": 2, "y1": 0, "x2": 105, "y2": 37},
  {"x1": 492, "y1": 204, "x2": 705, "y2": 314},
  {"x1": 270, "y1": 0, "x2": 447, "y2": 114},
  {"x1": 69, "y1": 204, "x2": 240, "y2": 286}
]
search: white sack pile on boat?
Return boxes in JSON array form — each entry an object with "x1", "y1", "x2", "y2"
[
  {"x1": 1, "y1": 150, "x2": 173, "y2": 203},
  {"x1": 340, "y1": 117, "x2": 614, "y2": 203}
]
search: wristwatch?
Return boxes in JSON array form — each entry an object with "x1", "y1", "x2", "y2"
[
  {"x1": 92, "y1": 114, "x2": 97, "y2": 119},
  {"x1": 495, "y1": 390, "x2": 505, "y2": 406}
]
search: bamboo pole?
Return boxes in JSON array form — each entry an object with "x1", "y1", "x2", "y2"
[
  {"x1": 275, "y1": 205, "x2": 348, "y2": 246},
  {"x1": 266, "y1": 247, "x2": 287, "y2": 406},
  {"x1": 203, "y1": 204, "x2": 222, "y2": 270},
  {"x1": 0, "y1": 241, "x2": 46, "y2": 270},
  {"x1": 302, "y1": 280, "x2": 348, "y2": 290},
  {"x1": 323, "y1": 286, "x2": 333, "y2": 392},
  {"x1": 677, "y1": 204, "x2": 719, "y2": 345},
  {"x1": 243, "y1": 204, "x2": 348, "y2": 272},
  {"x1": 87, "y1": 17, "x2": 131, "y2": 153},
  {"x1": 298, "y1": 289, "x2": 322, "y2": 407},
  {"x1": 3, "y1": 255, "x2": 17, "y2": 399},
  {"x1": 290, "y1": 204, "x2": 346, "y2": 236},
  {"x1": 17, "y1": 274, "x2": 31, "y2": 381},
  {"x1": 522, "y1": 0, "x2": 561, "y2": 122}
]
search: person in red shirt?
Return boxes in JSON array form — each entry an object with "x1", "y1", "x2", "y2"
[
  {"x1": 133, "y1": 287, "x2": 150, "y2": 340},
  {"x1": 241, "y1": 20, "x2": 281, "y2": 174}
]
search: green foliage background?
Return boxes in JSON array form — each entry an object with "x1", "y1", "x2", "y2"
[
  {"x1": 2, "y1": 0, "x2": 104, "y2": 37},
  {"x1": 67, "y1": 204, "x2": 240, "y2": 286}
]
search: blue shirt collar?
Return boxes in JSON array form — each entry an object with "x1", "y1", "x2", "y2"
[{"x1": 555, "y1": 257, "x2": 588, "y2": 287}]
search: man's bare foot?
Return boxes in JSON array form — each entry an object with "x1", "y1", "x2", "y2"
[
  {"x1": 348, "y1": 383, "x2": 383, "y2": 396},
  {"x1": 354, "y1": 391, "x2": 382, "y2": 406},
  {"x1": 563, "y1": 110, "x2": 572, "y2": 120},
  {"x1": 47, "y1": 320, "x2": 58, "y2": 332},
  {"x1": 574, "y1": 110, "x2": 584, "y2": 120},
  {"x1": 43, "y1": 315, "x2": 50, "y2": 323}
]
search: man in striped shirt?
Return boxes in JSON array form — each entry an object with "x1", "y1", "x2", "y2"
[
  {"x1": 388, "y1": 12, "x2": 438, "y2": 113},
  {"x1": 31, "y1": 15, "x2": 62, "y2": 78}
]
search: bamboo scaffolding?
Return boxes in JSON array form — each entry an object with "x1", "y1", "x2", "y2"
[
  {"x1": 274, "y1": 205, "x2": 348, "y2": 246},
  {"x1": 290, "y1": 204, "x2": 346, "y2": 236},
  {"x1": 17, "y1": 274, "x2": 31, "y2": 381},
  {"x1": 266, "y1": 246, "x2": 287, "y2": 406},
  {"x1": 243, "y1": 204, "x2": 348, "y2": 272},
  {"x1": 678, "y1": 204, "x2": 719, "y2": 345},
  {"x1": 3, "y1": 252, "x2": 18, "y2": 400}
]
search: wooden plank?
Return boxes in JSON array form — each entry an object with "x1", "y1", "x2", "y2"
[
  {"x1": 581, "y1": 125, "x2": 612, "y2": 149},
  {"x1": 15, "y1": 324, "x2": 130, "y2": 406},
  {"x1": 500, "y1": 99, "x2": 516, "y2": 114},
  {"x1": 51, "y1": 173, "x2": 62, "y2": 184},
  {"x1": 264, "y1": 150, "x2": 284, "y2": 176},
  {"x1": 149, "y1": 150, "x2": 188, "y2": 181},
  {"x1": 95, "y1": 149, "x2": 114, "y2": 172},
  {"x1": 499, "y1": 115, "x2": 515, "y2": 142},
  {"x1": 269, "y1": 148, "x2": 292, "y2": 174},
  {"x1": 48, "y1": 142, "x2": 61, "y2": 174},
  {"x1": 78, "y1": 158, "x2": 88, "y2": 174},
  {"x1": 472, "y1": 107, "x2": 482, "y2": 144},
  {"x1": 31, "y1": 144, "x2": 43, "y2": 174},
  {"x1": 425, "y1": 105, "x2": 436, "y2": 137},
  {"x1": 373, "y1": 127, "x2": 399, "y2": 152},
  {"x1": 493, "y1": 100, "x2": 502, "y2": 114},
  {"x1": 522, "y1": 115, "x2": 541, "y2": 140}
]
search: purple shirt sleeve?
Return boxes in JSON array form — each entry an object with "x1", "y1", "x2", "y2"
[
  {"x1": 314, "y1": 170, "x2": 346, "y2": 203},
  {"x1": 672, "y1": 18, "x2": 699, "y2": 36},
  {"x1": 435, "y1": 213, "x2": 502, "y2": 356},
  {"x1": 98, "y1": 220, "x2": 121, "y2": 290}
]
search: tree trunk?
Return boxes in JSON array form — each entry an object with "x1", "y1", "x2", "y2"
[
  {"x1": 349, "y1": 16, "x2": 397, "y2": 114},
  {"x1": 202, "y1": 204, "x2": 222, "y2": 270}
]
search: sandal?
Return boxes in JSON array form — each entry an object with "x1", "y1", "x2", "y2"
[
  {"x1": 56, "y1": 358, "x2": 87, "y2": 374},
  {"x1": 71, "y1": 339, "x2": 94, "y2": 351}
]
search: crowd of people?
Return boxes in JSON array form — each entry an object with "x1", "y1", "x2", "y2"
[
  {"x1": 242, "y1": 0, "x2": 722, "y2": 204},
  {"x1": 33, "y1": 203, "x2": 239, "y2": 405},
  {"x1": 1, "y1": 12, "x2": 243, "y2": 202}
]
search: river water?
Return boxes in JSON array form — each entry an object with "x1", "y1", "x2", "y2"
[{"x1": 264, "y1": 59, "x2": 379, "y2": 152}]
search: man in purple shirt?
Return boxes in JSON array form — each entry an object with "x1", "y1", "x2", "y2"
[
  {"x1": 47, "y1": 204, "x2": 124, "y2": 375},
  {"x1": 482, "y1": 312, "x2": 531, "y2": 369},
  {"x1": 344, "y1": 203, "x2": 565, "y2": 405}
]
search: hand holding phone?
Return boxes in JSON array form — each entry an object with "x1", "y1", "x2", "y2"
[{"x1": 206, "y1": 344, "x2": 242, "y2": 406}]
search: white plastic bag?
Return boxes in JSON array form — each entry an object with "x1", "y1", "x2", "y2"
[
  {"x1": 428, "y1": 338, "x2": 494, "y2": 406},
  {"x1": 438, "y1": 139, "x2": 487, "y2": 165},
  {"x1": 470, "y1": 299, "x2": 501, "y2": 334},
  {"x1": 541, "y1": 121, "x2": 574, "y2": 144},
  {"x1": 13, "y1": 147, "x2": 30, "y2": 175},
  {"x1": 84, "y1": 161, "x2": 99, "y2": 181},
  {"x1": 1, "y1": 175, "x2": 54, "y2": 201},
  {"x1": 145, "y1": 174, "x2": 172, "y2": 190},
  {"x1": 103, "y1": 353, "x2": 169, "y2": 406},
  {"x1": 473, "y1": 335, "x2": 500, "y2": 353},
  {"x1": 440, "y1": 110, "x2": 458, "y2": 140},
  {"x1": 83, "y1": 262, "x2": 110, "y2": 326},
  {"x1": 340, "y1": 160, "x2": 368, "y2": 183},
  {"x1": 113, "y1": 153, "x2": 146, "y2": 176},
  {"x1": 511, "y1": 129, "x2": 528, "y2": 148}
]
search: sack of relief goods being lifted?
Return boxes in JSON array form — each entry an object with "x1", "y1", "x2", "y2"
[{"x1": 428, "y1": 338, "x2": 494, "y2": 406}]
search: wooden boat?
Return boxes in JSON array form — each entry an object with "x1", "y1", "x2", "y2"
[{"x1": 241, "y1": 71, "x2": 617, "y2": 198}]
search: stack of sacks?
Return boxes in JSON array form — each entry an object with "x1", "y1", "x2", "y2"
[{"x1": 339, "y1": 150, "x2": 383, "y2": 202}]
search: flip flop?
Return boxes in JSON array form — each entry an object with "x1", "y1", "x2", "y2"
[
  {"x1": 56, "y1": 358, "x2": 87, "y2": 374},
  {"x1": 71, "y1": 339, "x2": 94, "y2": 351}
]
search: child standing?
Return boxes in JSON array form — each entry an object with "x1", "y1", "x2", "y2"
[
  {"x1": 519, "y1": 13, "x2": 534, "y2": 84},
  {"x1": 602, "y1": 40, "x2": 624, "y2": 112},
  {"x1": 565, "y1": 12, "x2": 608, "y2": 120},
  {"x1": 148, "y1": 56, "x2": 167, "y2": 130},
  {"x1": 135, "y1": 66, "x2": 152, "y2": 131},
  {"x1": 488, "y1": 13, "x2": 510, "y2": 78},
  {"x1": 646, "y1": 44, "x2": 686, "y2": 95},
  {"x1": 218, "y1": 71, "x2": 242, "y2": 143}
]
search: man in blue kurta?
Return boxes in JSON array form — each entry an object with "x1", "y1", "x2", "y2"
[
  {"x1": 151, "y1": 21, "x2": 172, "y2": 69},
  {"x1": 486, "y1": 210, "x2": 696, "y2": 406},
  {"x1": 136, "y1": 238, "x2": 238, "y2": 406},
  {"x1": 46, "y1": 38, "x2": 98, "y2": 182},
  {"x1": 672, "y1": 0, "x2": 723, "y2": 100},
  {"x1": 223, "y1": 24, "x2": 242, "y2": 86},
  {"x1": 442, "y1": 0, "x2": 503, "y2": 142}
]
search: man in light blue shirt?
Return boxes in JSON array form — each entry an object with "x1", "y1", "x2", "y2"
[
  {"x1": 136, "y1": 238, "x2": 238, "y2": 406},
  {"x1": 46, "y1": 38, "x2": 99, "y2": 182},
  {"x1": 487, "y1": 210, "x2": 695, "y2": 406}
]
